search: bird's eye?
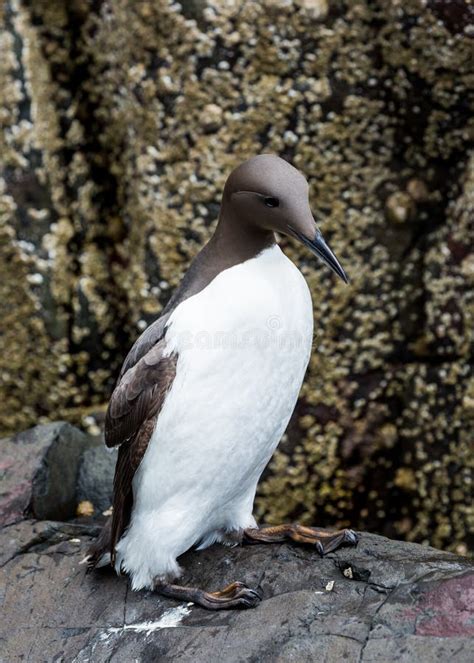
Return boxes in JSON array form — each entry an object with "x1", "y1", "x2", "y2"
[{"x1": 264, "y1": 196, "x2": 279, "y2": 208}]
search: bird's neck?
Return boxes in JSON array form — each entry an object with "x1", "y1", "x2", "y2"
[
  {"x1": 210, "y1": 208, "x2": 276, "y2": 265},
  {"x1": 161, "y1": 209, "x2": 276, "y2": 318}
]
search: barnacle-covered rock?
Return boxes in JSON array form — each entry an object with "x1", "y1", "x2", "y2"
[{"x1": 0, "y1": 0, "x2": 472, "y2": 553}]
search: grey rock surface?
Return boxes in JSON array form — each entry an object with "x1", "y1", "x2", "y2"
[
  {"x1": 76, "y1": 443, "x2": 117, "y2": 513},
  {"x1": 0, "y1": 423, "x2": 96, "y2": 525},
  {"x1": 1, "y1": 520, "x2": 472, "y2": 662}
]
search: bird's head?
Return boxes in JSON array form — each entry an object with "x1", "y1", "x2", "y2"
[{"x1": 222, "y1": 154, "x2": 348, "y2": 283}]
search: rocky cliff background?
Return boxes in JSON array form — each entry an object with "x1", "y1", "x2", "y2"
[{"x1": 0, "y1": 0, "x2": 472, "y2": 554}]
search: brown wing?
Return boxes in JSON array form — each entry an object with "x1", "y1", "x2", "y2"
[
  {"x1": 118, "y1": 314, "x2": 171, "y2": 379},
  {"x1": 104, "y1": 339, "x2": 177, "y2": 565}
]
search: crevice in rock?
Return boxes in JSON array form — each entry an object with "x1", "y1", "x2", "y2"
[
  {"x1": 357, "y1": 582, "x2": 398, "y2": 663},
  {"x1": 1, "y1": 521, "x2": 99, "y2": 567}
]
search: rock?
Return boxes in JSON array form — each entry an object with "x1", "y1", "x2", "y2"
[
  {"x1": 201, "y1": 103, "x2": 223, "y2": 133},
  {"x1": 76, "y1": 499, "x2": 95, "y2": 517},
  {"x1": 296, "y1": 0, "x2": 329, "y2": 19},
  {"x1": 0, "y1": 520, "x2": 472, "y2": 662},
  {"x1": 179, "y1": 0, "x2": 207, "y2": 21},
  {"x1": 76, "y1": 443, "x2": 117, "y2": 514},
  {"x1": 406, "y1": 178, "x2": 430, "y2": 202},
  {"x1": 385, "y1": 191, "x2": 416, "y2": 224},
  {"x1": 0, "y1": 422, "x2": 95, "y2": 525},
  {"x1": 263, "y1": 0, "x2": 293, "y2": 9}
]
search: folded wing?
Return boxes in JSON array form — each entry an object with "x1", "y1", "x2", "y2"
[{"x1": 88, "y1": 337, "x2": 177, "y2": 567}]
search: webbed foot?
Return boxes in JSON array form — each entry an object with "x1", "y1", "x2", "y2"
[
  {"x1": 156, "y1": 580, "x2": 263, "y2": 610},
  {"x1": 244, "y1": 523, "x2": 358, "y2": 555}
]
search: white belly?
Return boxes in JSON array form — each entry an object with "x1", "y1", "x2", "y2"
[{"x1": 116, "y1": 245, "x2": 313, "y2": 589}]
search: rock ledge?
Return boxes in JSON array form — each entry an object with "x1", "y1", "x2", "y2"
[
  {"x1": 1, "y1": 519, "x2": 473, "y2": 662},
  {"x1": 1, "y1": 423, "x2": 472, "y2": 661}
]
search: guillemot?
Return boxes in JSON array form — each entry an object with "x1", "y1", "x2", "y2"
[{"x1": 87, "y1": 154, "x2": 357, "y2": 610}]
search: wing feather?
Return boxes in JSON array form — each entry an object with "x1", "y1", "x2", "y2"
[
  {"x1": 104, "y1": 340, "x2": 175, "y2": 448},
  {"x1": 98, "y1": 337, "x2": 178, "y2": 565}
]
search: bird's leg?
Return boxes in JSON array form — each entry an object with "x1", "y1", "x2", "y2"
[
  {"x1": 155, "y1": 580, "x2": 263, "y2": 610},
  {"x1": 243, "y1": 524, "x2": 358, "y2": 555}
]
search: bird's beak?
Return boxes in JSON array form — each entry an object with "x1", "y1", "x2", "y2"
[{"x1": 288, "y1": 225, "x2": 349, "y2": 284}]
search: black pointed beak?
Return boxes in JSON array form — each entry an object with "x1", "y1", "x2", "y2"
[{"x1": 288, "y1": 226, "x2": 349, "y2": 284}]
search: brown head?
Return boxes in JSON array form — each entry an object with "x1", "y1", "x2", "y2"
[{"x1": 218, "y1": 154, "x2": 348, "y2": 283}]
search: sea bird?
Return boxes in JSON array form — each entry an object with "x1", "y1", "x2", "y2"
[{"x1": 87, "y1": 154, "x2": 357, "y2": 609}]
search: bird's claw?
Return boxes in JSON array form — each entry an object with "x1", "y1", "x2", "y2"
[
  {"x1": 344, "y1": 529, "x2": 359, "y2": 546},
  {"x1": 313, "y1": 528, "x2": 359, "y2": 555},
  {"x1": 228, "y1": 584, "x2": 263, "y2": 609}
]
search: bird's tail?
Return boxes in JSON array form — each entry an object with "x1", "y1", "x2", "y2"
[{"x1": 82, "y1": 517, "x2": 112, "y2": 571}]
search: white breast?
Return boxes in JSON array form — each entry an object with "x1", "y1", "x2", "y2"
[{"x1": 116, "y1": 245, "x2": 313, "y2": 590}]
